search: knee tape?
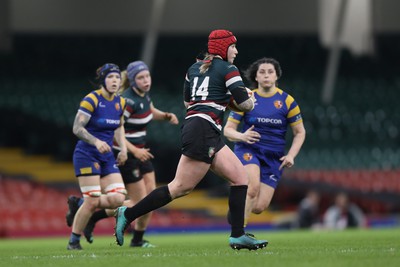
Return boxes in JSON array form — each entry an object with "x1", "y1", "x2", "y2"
[
  {"x1": 81, "y1": 185, "x2": 102, "y2": 198},
  {"x1": 105, "y1": 183, "x2": 127, "y2": 195}
]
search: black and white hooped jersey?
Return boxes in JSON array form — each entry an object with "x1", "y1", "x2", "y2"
[
  {"x1": 116, "y1": 88, "x2": 153, "y2": 149},
  {"x1": 183, "y1": 58, "x2": 246, "y2": 131}
]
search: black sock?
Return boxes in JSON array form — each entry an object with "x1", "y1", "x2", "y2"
[
  {"x1": 90, "y1": 209, "x2": 108, "y2": 224},
  {"x1": 229, "y1": 185, "x2": 248, "y2": 237},
  {"x1": 70, "y1": 232, "x2": 81, "y2": 243},
  {"x1": 124, "y1": 185, "x2": 172, "y2": 223},
  {"x1": 132, "y1": 230, "x2": 145, "y2": 243}
]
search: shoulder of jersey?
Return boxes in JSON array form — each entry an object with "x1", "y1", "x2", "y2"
[
  {"x1": 123, "y1": 92, "x2": 135, "y2": 105},
  {"x1": 83, "y1": 90, "x2": 100, "y2": 102},
  {"x1": 276, "y1": 88, "x2": 289, "y2": 98}
]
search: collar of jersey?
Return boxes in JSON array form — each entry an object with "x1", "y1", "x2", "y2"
[
  {"x1": 255, "y1": 88, "x2": 278, "y2": 98},
  {"x1": 96, "y1": 89, "x2": 115, "y2": 101}
]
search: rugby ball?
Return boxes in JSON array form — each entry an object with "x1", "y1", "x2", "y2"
[{"x1": 227, "y1": 88, "x2": 254, "y2": 112}]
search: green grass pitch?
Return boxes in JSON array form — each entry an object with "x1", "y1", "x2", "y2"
[{"x1": 0, "y1": 228, "x2": 399, "y2": 267}]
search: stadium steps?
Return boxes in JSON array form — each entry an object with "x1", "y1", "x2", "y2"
[
  {"x1": 168, "y1": 190, "x2": 229, "y2": 217},
  {"x1": 0, "y1": 147, "x2": 74, "y2": 182}
]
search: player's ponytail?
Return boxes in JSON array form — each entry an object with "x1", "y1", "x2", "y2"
[
  {"x1": 118, "y1": 70, "x2": 130, "y2": 94},
  {"x1": 199, "y1": 54, "x2": 214, "y2": 74}
]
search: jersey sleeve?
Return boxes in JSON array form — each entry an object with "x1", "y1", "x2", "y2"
[
  {"x1": 183, "y1": 73, "x2": 191, "y2": 102},
  {"x1": 285, "y1": 95, "x2": 303, "y2": 126},
  {"x1": 124, "y1": 97, "x2": 136, "y2": 120},
  {"x1": 227, "y1": 110, "x2": 244, "y2": 124},
  {"x1": 78, "y1": 92, "x2": 98, "y2": 117},
  {"x1": 120, "y1": 96, "x2": 127, "y2": 119},
  {"x1": 225, "y1": 65, "x2": 245, "y2": 93}
]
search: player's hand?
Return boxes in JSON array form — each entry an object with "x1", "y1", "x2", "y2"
[
  {"x1": 279, "y1": 155, "x2": 294, "y2": 170},
  {"x1": 241, "y1": 125, "x2": 260, "y2": 144},
  {"x1": 94, "y1": 139, "x2": 111, "y2": 154},
  {"x1": 116, "y1": 151, "x2": 128, "y2": 166},
  {"x1": 165, "y1": 112, "x2": 179, "y2": 125},
  {"x1": 133, "y1": 148, "x2": 154, "y2": 162},
  {"x1": 246, "y1": 87, "x2": 256, "y2": 103}
]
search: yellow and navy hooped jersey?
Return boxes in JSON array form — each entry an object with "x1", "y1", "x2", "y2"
[
  {"x1": 184, "y1": 58, "x2": 246, "y2": 131},
  {"x1": 76, "y1": 89, "x2": 126, "y2": 151},
  {"x1": 228, "y1": 88, "x2": 303, "y2": 152}
]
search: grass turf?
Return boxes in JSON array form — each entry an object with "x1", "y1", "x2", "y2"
[{"x1": 0, "y1": 228, "x2": 399, "y2": 267}]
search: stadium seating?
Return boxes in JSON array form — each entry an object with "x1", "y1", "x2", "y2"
[
  {"x1": 1, "y1": 33, "x2": 399, "y2": 217},
  {"x1": 0, "y1": 176, "x2": 280, "y2": 237}
]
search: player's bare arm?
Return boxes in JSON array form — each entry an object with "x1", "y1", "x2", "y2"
[
  {"x1": 72, "y1": 112, "x2": 110, "y2": 153},
  {"x1": 114, "y1": 117, "x2": 127, "y2": 153},
  {"x1": 72, "y1": 112, "x2": 97, "y2": 145},
  {"x1": 237, "y1": 98, "x2": 254, "y2": 112},
  {"x1": 114, "y1": 125, "x2": 128, "y2": 166},
  {"x1": 231, "y1": 87, "x2": 255, "y2": 112},
  {"x1": 150, "y1": 103, "x2": 179, "y2": 124}
]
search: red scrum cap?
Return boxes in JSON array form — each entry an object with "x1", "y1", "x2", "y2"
[{"x1": 208, "y1": 29, "x2": 237, "y2": 60}]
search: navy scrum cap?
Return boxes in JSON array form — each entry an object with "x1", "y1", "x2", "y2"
[
  {"x1": 99, "y1": 63, "x2": 121, "y2": 87},
  {"x1": 127, "y1": 61, "x2": 149, "y2": 88}
]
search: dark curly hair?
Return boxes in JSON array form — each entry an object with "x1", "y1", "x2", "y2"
[{"x1": 244, "y1": 57, "x2": 282, "y2": 88}]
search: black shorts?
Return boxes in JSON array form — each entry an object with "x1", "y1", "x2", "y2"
[
  {"x1": 113, "y1": 150, "x2": 154, "y2": 184},
  {"x1": 181, "y1": 117, "x2": 225, "y2": 164}
]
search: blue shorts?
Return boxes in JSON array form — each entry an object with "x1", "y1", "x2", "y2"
[
  {"x1": 73, "y1": 147, "x2": 120, "y2": 177},
  {"x1": 234, "y1": 144, "x2": 284, "y2": 189}
]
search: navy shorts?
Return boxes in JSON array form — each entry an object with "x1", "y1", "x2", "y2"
[
  {"x1": 73, "y1": 148, "x2": 120, "y2": 177},
  {"x1": 234, "y1": 144, "x2": 284, "y2": 189},
  {"x1": 113, "y1": 150, "x2": 154, "y2": 184},
  {"x1": 181, "y1": 117, "x2": 225, "y2": 164}
]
